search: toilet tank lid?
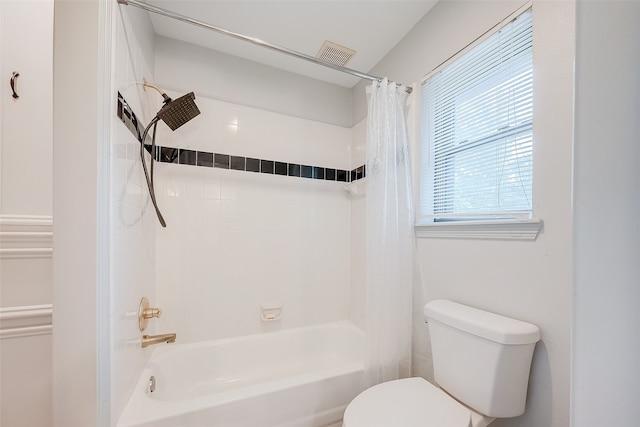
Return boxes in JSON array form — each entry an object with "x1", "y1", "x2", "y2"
[{"x1": 424, "y1": 300, "x2": 540, "y2": 345}]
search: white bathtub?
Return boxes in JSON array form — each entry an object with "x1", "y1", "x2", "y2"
[{"x1": 117, "y1": 321, "x2": 365, "y2": 427}]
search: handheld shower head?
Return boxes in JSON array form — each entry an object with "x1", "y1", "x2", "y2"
[
  {"x1": 142, "y1": 79, "x2": 201, "y2": 130},
  {"x1": 139, "y1": 79, "x2": 202, "y2": 227},
  {"x1": 156, "y1": 92, "x2": 201, "y2": 130}
]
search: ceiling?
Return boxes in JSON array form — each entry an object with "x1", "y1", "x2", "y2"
[{"x1": 144, "y1": 1, "x2": 437, "y2": 88}]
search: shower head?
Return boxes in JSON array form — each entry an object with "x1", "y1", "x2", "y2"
[
  {"x1": 137, "y1": 80, "x2": 201, "y2": 228},
  {"x1": 156, "y1": 92, "x2": 201, "y2": 131},
  {"x1": 142, "y1": 79, "x2": 201, "y2": 131}
]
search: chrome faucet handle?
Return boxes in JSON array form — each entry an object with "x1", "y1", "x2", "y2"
[{"x1": 138, "y1": 297, "x2": 163, "y2": 331}]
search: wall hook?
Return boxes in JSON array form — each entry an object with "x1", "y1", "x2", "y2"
[{"x1": 10, "y1": 72, "x2": 19, "y2": 99}]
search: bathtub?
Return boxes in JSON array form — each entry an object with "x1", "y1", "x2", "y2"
[{"x1": 117, "y1": 321, "x2": 365, "y2": 427}]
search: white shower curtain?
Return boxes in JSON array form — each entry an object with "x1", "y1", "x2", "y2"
[{"x1": 364, "y1": 78, "x2": 415, "y2": 387}]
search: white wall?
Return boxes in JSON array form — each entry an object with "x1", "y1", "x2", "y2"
[
  {"x1": 572, "y1": 1, "x2": 640, "y2": 425},
  {"x1": 154, "y1": 37, "x2": 353, "y2": 127},
  {"x1": 0, "y1": 1, "x2": 53, "y2": 426},
  {"x1": 350, "y1": 2, "x2": 575, "y2": 427},
  {"x1": 0, "y1": 0, "x2": 53, "y2": 217},
  {"x1": 52, "y1": 0, "x2": 111, "y2": 425},
  {"x1": 153, "y1": 95, "x2": 352, "y2": 342},
  {"x1": 53, "y1": 2, "x2": 170, "y2": 425},
  {"x1": 352, "y1": 1, "x2": 533, "y2": 123},
  {"x1": 110, "y1": 4, "x2": 160, "y2": 423}
]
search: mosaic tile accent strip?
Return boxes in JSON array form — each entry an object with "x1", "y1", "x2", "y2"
[
  {"x1": 117, "y1": 92, "x2": 144, "y2": 143},
  {"x1": 117, "y1": 93, "x2": 366, "y2": 184},
  {"x1": 152, "y1": 146, "x2": 364, "y2": 183}
]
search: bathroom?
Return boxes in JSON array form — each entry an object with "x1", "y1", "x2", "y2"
[{"x1": 1, "y1": 0, "x2": 639, "y2": 426}]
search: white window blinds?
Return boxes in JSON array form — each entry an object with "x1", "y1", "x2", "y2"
[{"x1": 420, "y1": 10, "x2": 533, "y2": 222}]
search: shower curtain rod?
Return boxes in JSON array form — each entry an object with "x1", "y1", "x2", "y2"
[{"x1": 117, "y1": 0, "x2": 412, "y2": 93}]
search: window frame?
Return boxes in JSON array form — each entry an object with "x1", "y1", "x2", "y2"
[{"x1": 414, "y1": 2, "x2": 541, "y2": 240}]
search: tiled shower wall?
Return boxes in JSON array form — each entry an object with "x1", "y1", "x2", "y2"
[
  {"x1": 110, "y1": 5, "x2": 158, "y2": 422},
  {"x1": 349, "y1": 118, "x2": 367, "y2": 331},
  {"x1": 153, "y1": 94, "x2": 353, "y2": 342}
]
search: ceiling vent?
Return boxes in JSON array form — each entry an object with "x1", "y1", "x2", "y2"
[{"x1": 316, "y1": 41, "x2": 356, "y2": 67}]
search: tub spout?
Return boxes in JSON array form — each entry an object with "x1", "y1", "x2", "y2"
[{"x1": 142, "y1": 333, "x2": 176, "y2": 348}]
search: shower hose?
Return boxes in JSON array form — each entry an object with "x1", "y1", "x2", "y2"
[{"x1": 140, "y1": 117, "x2": 167, "y2": 227}]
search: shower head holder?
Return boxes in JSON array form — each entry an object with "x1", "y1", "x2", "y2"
[{"x1": 142, "y1": 78, "x2": 172, "y2": 104}]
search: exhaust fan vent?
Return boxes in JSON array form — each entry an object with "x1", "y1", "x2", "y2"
[{"x1": 316, "y1": 41, "x2": 356, "y2": 67}]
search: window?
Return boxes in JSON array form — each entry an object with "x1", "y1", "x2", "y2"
[{"x1": 419, "y1": 9, "x2": 533, "y2": 225}]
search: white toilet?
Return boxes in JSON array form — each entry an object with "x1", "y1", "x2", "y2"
[{"x1": 343, "y1": 299, "x2": 540, "y2": 427}]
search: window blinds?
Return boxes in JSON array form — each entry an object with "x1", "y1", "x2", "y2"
[{"x1": 420, "y1": 10, "x2": 533, "y2": 222}]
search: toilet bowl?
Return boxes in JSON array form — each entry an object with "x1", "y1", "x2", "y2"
[
  {"x1": 343, "y1": 300, "x2": 540, "y2": 427},
  {"x1": 343, "y1": 377, "x2": 494, "y2": 427}
]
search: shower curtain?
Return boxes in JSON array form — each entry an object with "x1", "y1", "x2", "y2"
[{"x1": 364, "y1": 78, "x2": 415, "y2": 386}]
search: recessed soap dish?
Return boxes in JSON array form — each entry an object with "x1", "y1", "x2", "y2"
[{"x1": 260, "y1": 304, "x2": 282, "y2": 322}]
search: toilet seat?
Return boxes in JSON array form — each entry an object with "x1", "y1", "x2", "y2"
[{"x1": 343, "y1": 377, "x2": 471, "y2": 427}]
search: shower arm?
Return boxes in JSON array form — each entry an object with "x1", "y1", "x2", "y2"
[
  {"x1": 142, "y1": 78, "x2": 171, "y2": 104},
  {"x1": 117, "y1": 0, "x2": 412, "y2": 94}
]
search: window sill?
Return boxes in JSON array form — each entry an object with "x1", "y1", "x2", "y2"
[{"x1": 414, "y1": 218, "x2": 542, "y2": 241}]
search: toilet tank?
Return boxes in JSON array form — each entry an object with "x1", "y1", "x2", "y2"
[{"x1": 424, "y1": 300, "x2": 540, "y2": 418}]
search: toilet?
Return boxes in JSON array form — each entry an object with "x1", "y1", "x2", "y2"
[{"x1": 343, "y1": 299, "x2": 540, "y2": 427}]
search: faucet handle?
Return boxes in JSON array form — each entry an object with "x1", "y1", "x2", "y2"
[
  {"x1": 142, "y1": 307, "x2": 162, "y2": 319},
  {"x1": 138, "y1": 297, "x2": 162, "y2": 331}
]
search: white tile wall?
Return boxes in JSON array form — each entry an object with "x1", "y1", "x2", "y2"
[
  {"x1": 153, "y1": 96, "x2": 353, "y2": 343},
  {"x1": 159, "y1": 94, "x2": 352, "y2": 170},
  {"x1": 350, "y1": 119, "x2": 367, "y2": 168},
  {"x1": 110, "y1": 5, "x2": 159, "y2": 423},
  {"x1": 348, "y1": 119, "x2": 367, "y2": 330},
  {"x1": 111, "y1": 15, "x2": 358, "y2": 425}
]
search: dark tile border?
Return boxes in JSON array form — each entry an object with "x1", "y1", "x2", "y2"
[
  {"x1": 117, "y1": 92, "x2": 144, "y2": 143},
  {"x1": 154, "y1": 145, "x2": 365, "y2": 183},
  {"x1": 214, "y1": 153, "x2": 230, "y2": 169},
  {"x1": 231, "y1": 156, "x2": 245, "y2": 171},
  {"x1": 179, "y1": 149, "x2": 197, "y2": 166},
  {"x1": 197, "y1": 151, "x2": 213, "y2": 167},
  {"x1": 261, "y1": 159, "x2": 274, "y2": 174},
  {"x1": 117, "y1": 93, "x2": 366, "y2": 184},
  {"x1": 288, "y1": 164, "x2": 300, "y2": 177},
  {"x1": 275, "y1": 162, "x2": 287, "y2": 176},
  {"x1": 246, "y1": 157, "x2": 260, "y2": 172},
  {"x1": 301, "y1": 165, "x2": 313, "y2": 179}
]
